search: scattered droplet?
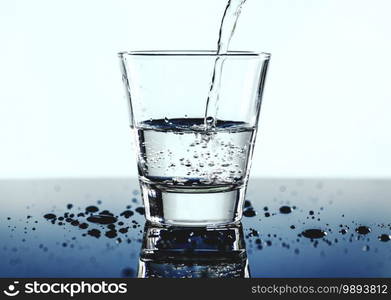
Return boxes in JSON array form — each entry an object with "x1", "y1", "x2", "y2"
[
  {"x1": 79, "y1": 223, "x2": 88, "y2": 229},
  {"x1": 119, "y1": 227, "x2": 129, "y2": 234},
  {"x1": 87, "y1": 229, "x2": 101, "y2": 238},
  {"x1": 105, "y1": 230, "x2": 117, "y2": 239},
  {"x1": 339, "y1": 229, "x2": 348, "y2": 235},
  {"x1": 85, "y1": 206, "x2": 99, "y2": 213},
  {"x1": 87, "y1": 214, "x2": 117, "y2": 225},
  {"x1": 378, "y1": 234, "x2": 391, "y2": 242},
  {"x1": 355, "y1": 226, "x2": 371, "y2": 235},
  {"x1": 135, "y1": 207, "x2": 145, "y2": 215},
  {"x1": 43, "y1": 214, "x2": 56, "y2": 220},
  {"x1": 120, "y1": 210, "x2": 134, "y2": 218},
  {"x1": 279, "y1": 206, "x2": 292, "y2": 214},
  {"x1": 243, "y1": 208, "x2": 256, "y2": 217},
  {"x1": 244, "y1": 200, "x2": 252, "y2": 208},
  {"x1": 301, "y1": 229, "x2": 327, "y2": 239}
]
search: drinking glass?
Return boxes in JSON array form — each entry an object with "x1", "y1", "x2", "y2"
[{"x1": 118, "y1": 50, "x2": 270, "y2": 226}]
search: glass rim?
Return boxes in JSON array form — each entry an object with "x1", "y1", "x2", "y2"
[{"x1": 118, "y1": 50, "x2": 271, "y2": 59}]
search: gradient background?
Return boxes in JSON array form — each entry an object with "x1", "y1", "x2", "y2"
[{"x1": 1, "y1": 0, "x2": 390, "y2": 179}]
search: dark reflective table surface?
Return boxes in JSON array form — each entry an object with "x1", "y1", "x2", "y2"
[{"x1": 0, "y1": 178, "x2": 390, "y2": 277}]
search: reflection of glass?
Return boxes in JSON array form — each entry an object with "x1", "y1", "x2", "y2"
[
  {"x1": 119, "y1": 51, "x2": 270, "y2": 226},
  {"x1": 137, "y1": 222, "x2": 249, "y2": 278}
]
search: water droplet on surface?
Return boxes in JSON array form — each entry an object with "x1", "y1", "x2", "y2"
[
  {"x1": 87, "y1": 214, "x2": 117, "y2": 225},
  {"x1": 105, "y1": 230, "x2": 117, "y2": 239},
  {"x1": 302, "y1": 229, "x2": 327, "y2": 239},
  {"x1": 135, "y1": 207, "x2": 145, "y2": 215},
  {"x1": 119, "y1": 227, "x2": 129, "y2": 234},
  {"x1": 279, "y1": 206, "x2": 292, "y2": 214},
  {"x1": 378, "y1": 234, "x2": 391, "y2": 242},
  {"x1": 244, "y1": 200, "x2": 252, "y2": 208},
  {"x1": 120, "y1": 210, "x2": 134, "y2": 218},
  {"x1": 43, "y1": 214, "x2": 56, "y2": 220},
  {"x1": 243, "y1": 208, "x2": 256, "y2": 217},
  {"x1": 85, "y1": 206, "x2": 99, "y2": 213},
  {"x1": 87, "y1": 229, "x2": 101, "y2": 238},
  {"x1": 79, "y1": 223, "x2": 88, "y2": 229},
  {"x1": 339, "y1": 229, "x2": 348, "y2": 235},
  {"x1": 355, "y1": 226, "x2": 371, "y2": 235},
  {"x1": 70, "y1": 220, "x2": 79, "y2": 226}
]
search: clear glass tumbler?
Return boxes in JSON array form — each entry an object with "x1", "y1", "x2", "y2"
[{"x1": 118, "y1": 51, "x2": 270, "y2": 226}]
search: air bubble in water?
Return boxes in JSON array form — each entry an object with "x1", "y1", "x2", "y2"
[{"x1": 206, "y1": 116, "x2": 214, "y2": 125}]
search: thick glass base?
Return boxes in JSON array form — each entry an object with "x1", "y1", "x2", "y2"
[
  {"x1": 139, "y1": 179, "x2": 246, "y2": 227},
  {"x1": 137, "y1": 223, "x2": 249, "y2": 278}
]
